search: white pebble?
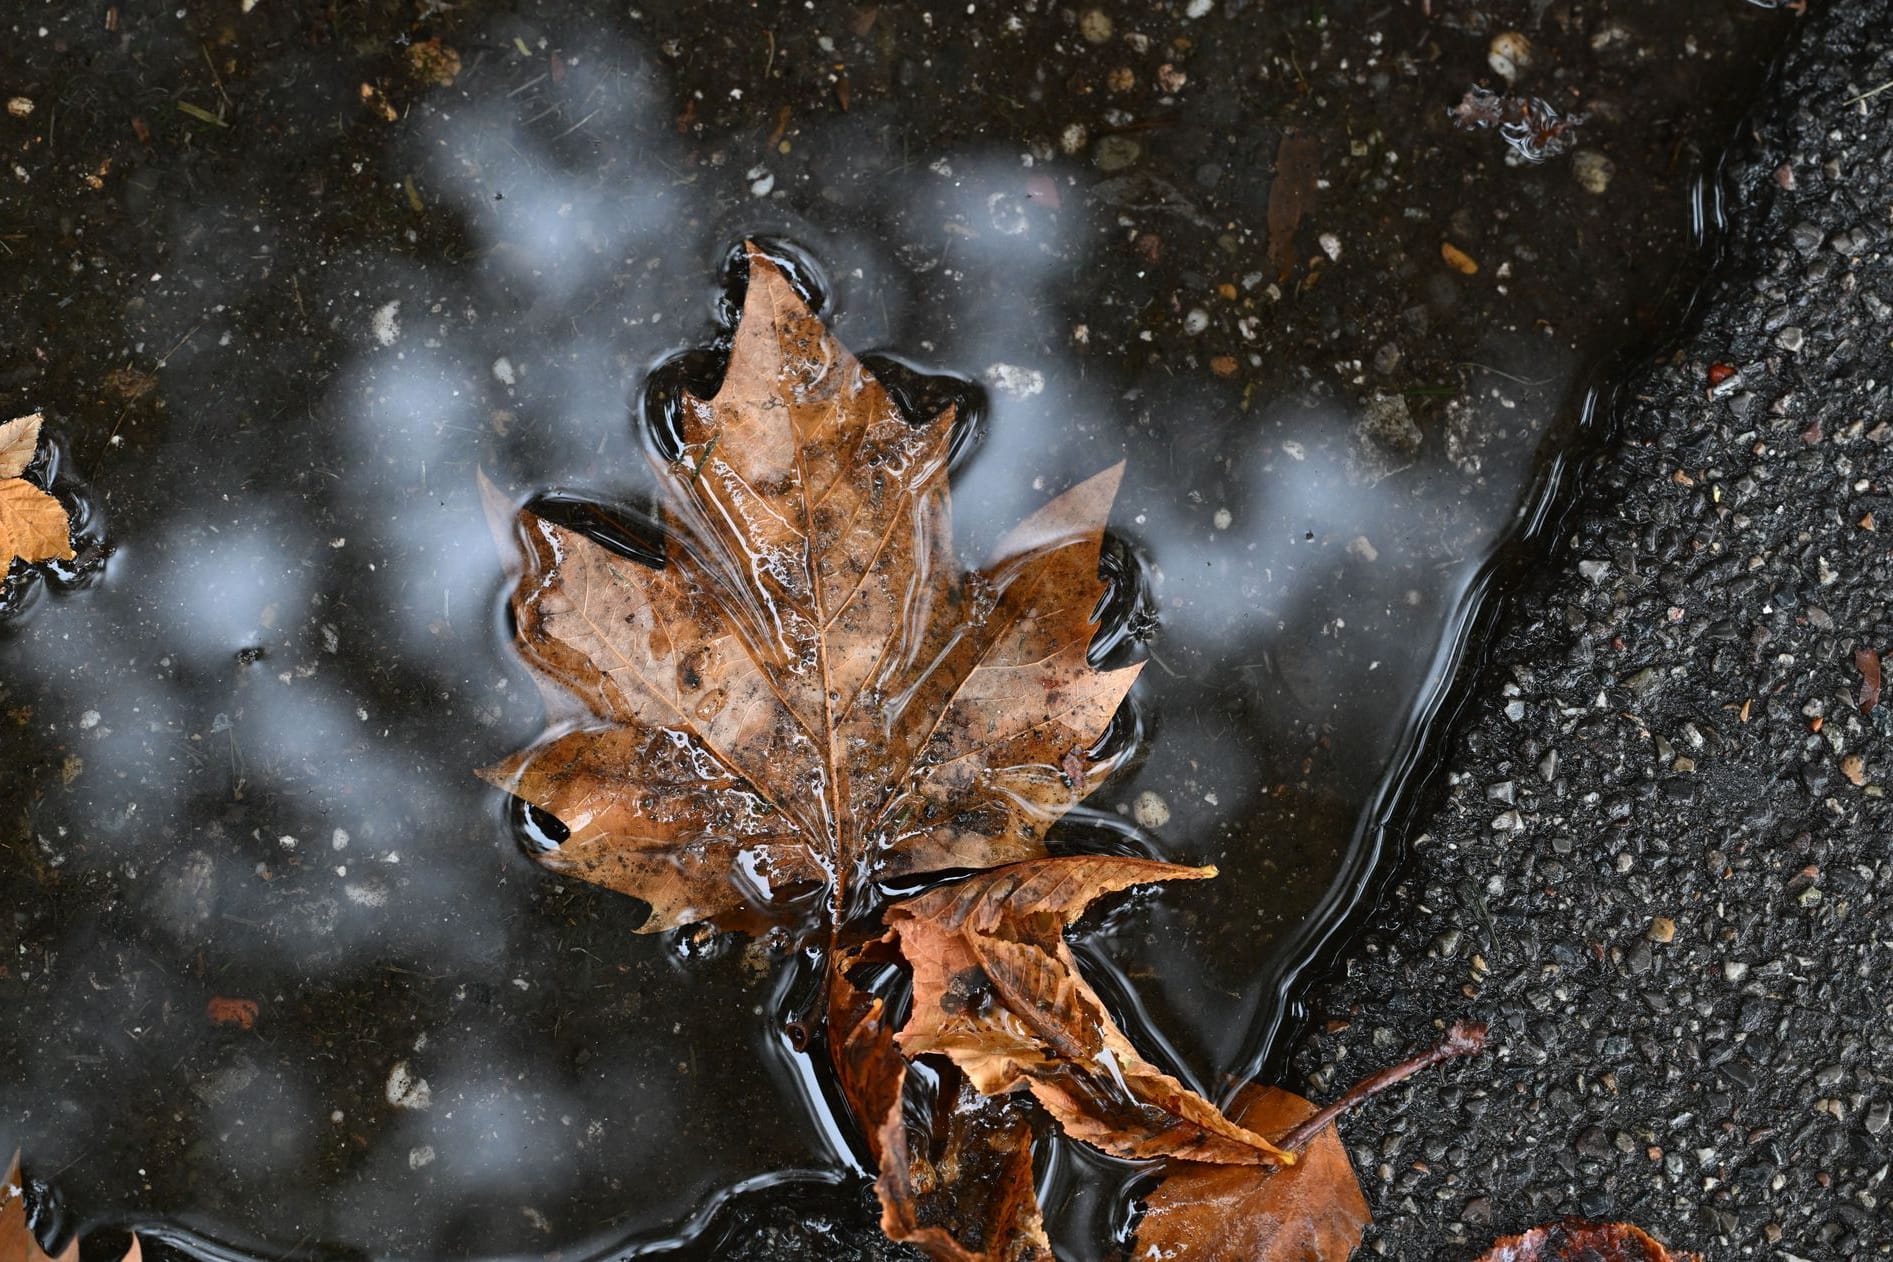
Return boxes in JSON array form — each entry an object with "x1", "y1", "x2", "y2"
[
  {"x1": 1133, "y1": 790, "x2": 1171, "y2": 830},
  {"x1": 370, "y1": 300, "x2": 401, "y2": 347},
  {"x1": 385, "y1": 1061, "x2": 432, "y2": 1110},
  {"x1": 1487, "y1": 31, "x2": 1532, "y2": 83},
  {"x1": 984, "y1": 363, "x2": 1046, "y2": 398}
]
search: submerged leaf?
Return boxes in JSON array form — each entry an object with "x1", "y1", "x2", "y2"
[
  {"x1": 829, "y1": 963, "x2": 1051, "y2": 1262},
  {"x1": 1135, "y1": 1086, "x2": 1370, "y2": 1262},
  {"x1": 482, "y1": 244, "x2": 1140, "y2": 933},
  {"x1": 887, "y1": 856, "x2": 1289, "y2": 1166},
  {"x1": 1475, "y1": 1221, "x2": 1702, "y2": 1262}
]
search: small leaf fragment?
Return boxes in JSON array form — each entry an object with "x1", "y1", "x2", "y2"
[
  {"x1": 175, "y1": 100, "x2": 227, "y2": 127},
  {"x1": 1475, "y1": 1220, "x2": 1702, "y2": 1262},
  {"x1": 206, "y1": 996, "x2": 259, "y2": 1029},
  {"x1": 1134, "y1": 1086, "x2": 1370, "y2": 1262},
  {"x1": 1440, "y1": 240, "x2": 1480, "y2": 274},
  {"x1": 1856, "y1": 647, "x2": 1881, "y2": 715}
]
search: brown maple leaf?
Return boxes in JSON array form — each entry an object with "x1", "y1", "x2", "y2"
[
  {"x1": 830, "y1": 962, "x2": 1052, "y2": 1261},
  {"x1": 1134, "y1": 1086, "x2": 1370, "y2": 1262},
  {"x1": 0, "y1": 414, "x2": 75, "y2": 570},
  {"x1": 1474, "y1": 1220, "x2": 1702, "y2": 1262},
  {"x1": 887, "y1": 855, "x2": 1290, "y2": 1167},
  {"x1": 3, "y1": 1153, "x2": 140, "y2": 1262},
  {"x1": 481, "y1": 243, "x2": 1141, "y2": 934}
]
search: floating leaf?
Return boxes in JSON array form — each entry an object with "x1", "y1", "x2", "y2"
[
  {"x1": 1135, "y1": 1086, "x2": 1370, "y2": 1262},
  {"x1": 888, "y1": 856, "x2": 1288, "y2": 1166},
  {"x1": 0, "y1": 414, "x2": 74, "y2": 568},
  {"x1": 482, "y1": 244, "x2": 1141, "y2": 934}
]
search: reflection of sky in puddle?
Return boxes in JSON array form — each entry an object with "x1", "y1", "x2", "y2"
[{"x1": 0, "y1": 4, "x2": 1724, "y2": 1255}]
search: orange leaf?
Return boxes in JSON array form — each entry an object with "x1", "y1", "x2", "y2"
[
  {"x1": 1134, "y1": 1085, "x2": 1370, "y2": 1261},
  {"x1": 887, "y1": 856, "x2": 1289, "y2": 1166},
  {"x1": 1475, "y1": 1221, "x2": 1702, "y2": 1261},
  {"x1": 480, "y1": 243, "x2": 1140, "y2": 933},
  {"x1": 206, "y1": 996, "x2": 259, "y2": 1029}
]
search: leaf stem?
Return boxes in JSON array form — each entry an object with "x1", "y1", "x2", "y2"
[{"x1": 1277, "y1": 1020, "x2": 1488, "y2": 1154}]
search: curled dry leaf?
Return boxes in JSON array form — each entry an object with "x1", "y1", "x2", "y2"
[
  {"x1": 0, "y1": 414, "x2": 75, "y2": 569},
  {"x1": 1475, "y1": 1220, "x2": 1702, "y2": 1262},
  {"x1": 482, "y1": 243, "x2": 1141, "y2": 934},
  {"x1": 3, "y1": 1152, "x2": 142, "y2": 1262},
  {"x1": 887, "y1": 856, "x2": 1289, "y2": 1166},
  {"x1": 1134, "y1": 1086, "x2": 1370, "y2": 1262},
  {"x1": 829, "y1": 965, "x2": 1051, "y2": 1262}
]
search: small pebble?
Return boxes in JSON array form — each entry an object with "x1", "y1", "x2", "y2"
[
  {"x1": 1487, "y1": 32, "x2": 1532, "y2": 83},
  {"x1": 1571, "y1": 149, "x2": 1615, "y2": 195},
  {"x1": 1648, "y1": 916, "x2": 1676, "y2": 944},
  {"x1": 1093, "y1": 134, "x2": 1142, "y2": 172}
]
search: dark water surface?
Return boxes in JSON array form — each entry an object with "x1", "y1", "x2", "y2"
[{"x1": 1, "y1": 0, "x2": 1793, "y2": 1257}]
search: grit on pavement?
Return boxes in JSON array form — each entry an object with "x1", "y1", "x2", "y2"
[{"x1": 1290, "y1": 4, "x2": 1893, "y2": 1259}]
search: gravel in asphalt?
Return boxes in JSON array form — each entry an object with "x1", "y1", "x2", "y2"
[{"x1": 1292, "y1": 6, "x2": 1893, "y2": 1259}]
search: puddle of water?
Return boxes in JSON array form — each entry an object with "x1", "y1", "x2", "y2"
[{"x1": 1, "y1": 0, "x2": 1793, "y2": 1257}]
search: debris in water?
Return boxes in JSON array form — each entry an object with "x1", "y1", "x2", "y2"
[
  {"x1": 206, "y1": 996, "x2": 260, "y2": 1029},
  {"x1": 1440, "y1": 240, "x2": 1479, "y2": 275},
  {"x1": 407, "y1": 38, "x2": 463, "y2": 87},
  {"x1": 1450, "y1": 87, "x2": 1582, "y2": 162},
  {"x1": 1267, "y1": 130, "x2": 1321, "y2": 281}
]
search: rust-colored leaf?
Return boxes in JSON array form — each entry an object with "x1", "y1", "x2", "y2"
[
  {"x1": 1856, "y1": 647, "x2": 1881, "y2": 715},
  {"x1": 1266, "y1": 131, "x2": 1321, "y2": 283},
  {"x1": 887, "y1": 856, "x2": 1289, "y2": 1166},
  {"x1": 829, "y1": 964, "x2": 1051, "y2": 1262},
  {"x1": 206, "y1": 996, "x2": 259, "y2": 1029},
  {"x1": 3, "y1": 1152, "x2": 141, "y2": 1262},
  {"x1": 0, "y1": 414, "x2": 74, "y2": 569},
  {"x1": 482, "y1": 244, "x2": 1140, "y2": 933},
  {"x1": 1475, "y1": 1220, "x2": 1702, "y2": 1262},
  {"x1": 1134, "y1": 1086, "x2": 1370, "y2": 1262}
]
